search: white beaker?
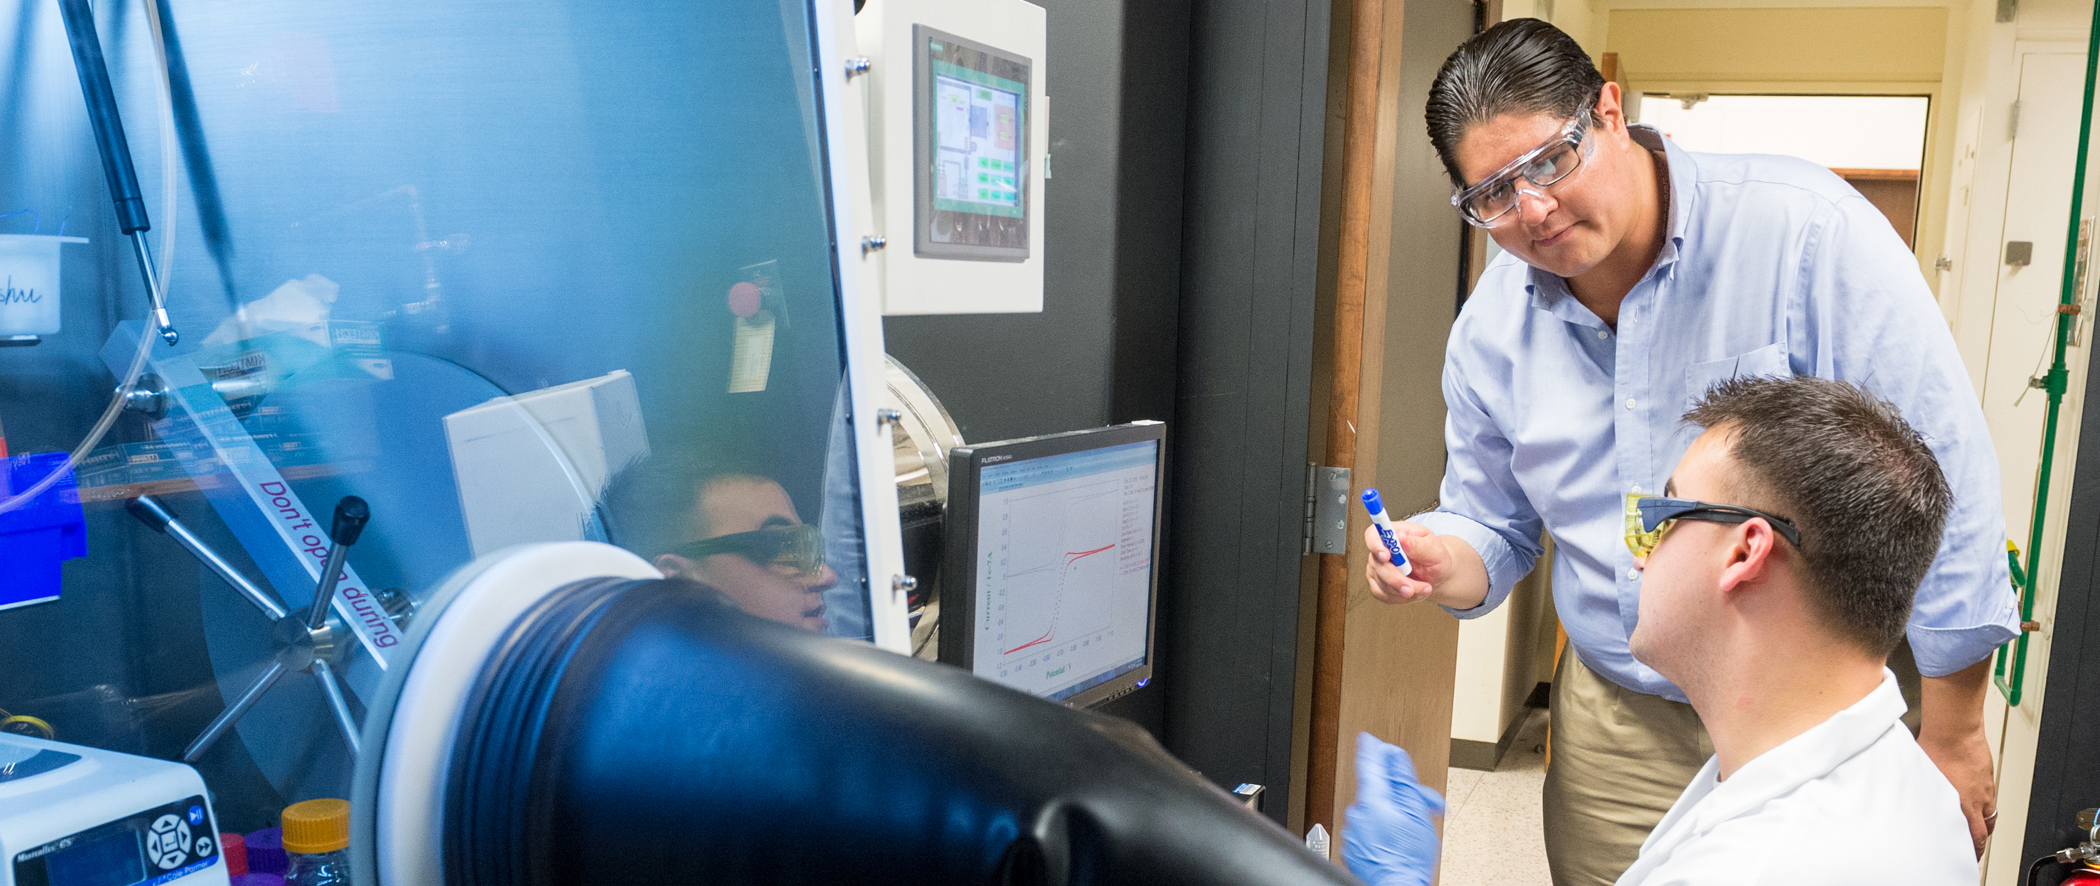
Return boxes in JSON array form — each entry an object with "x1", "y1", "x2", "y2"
[{"x1": 0, "y1": 235, "x2": 90, "y2": 337}]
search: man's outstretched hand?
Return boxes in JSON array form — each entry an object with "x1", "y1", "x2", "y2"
[
  {"x1": 1342, "y1": 733, "x2": 1445, "y2": 886},
  {"x1": 1363, "y1": 522, "x2": 1442, "y2": 604}
]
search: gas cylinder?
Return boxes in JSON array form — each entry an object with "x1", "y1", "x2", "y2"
[{"x1": 2062, "y1": 864, "x2": 2100, "y2": 885}]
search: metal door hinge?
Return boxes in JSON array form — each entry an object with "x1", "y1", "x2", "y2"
[
  {"x1": 1305, "y1": 464, "x2": 1351, "y2": 555},
  {"x1": 1934, "y1": 255, "x2": 1954, "y2": 274}
]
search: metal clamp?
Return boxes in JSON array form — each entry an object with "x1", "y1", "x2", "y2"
[
  {"x1": 118, "y1": 373, "x2": 169, "y2": 419},
  {"x1": 861, "y1": 235, "x2": 888, "y2": 254},
  {"x1": 844, "y1": 57, "x2": 872, "y2": 78}
]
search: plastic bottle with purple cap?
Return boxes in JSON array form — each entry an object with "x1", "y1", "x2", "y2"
[{"x1": 239, "y1": 825, "x2": 286, "y2": 886}]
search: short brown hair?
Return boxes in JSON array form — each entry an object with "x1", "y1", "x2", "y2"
[{"x1": 1685, "y1": 376, "x2": 1951, "y2": 657}]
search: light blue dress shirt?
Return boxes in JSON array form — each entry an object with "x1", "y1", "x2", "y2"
[{"x1": 1413, "y1": 125, "x2": 2021, "y2": 701}]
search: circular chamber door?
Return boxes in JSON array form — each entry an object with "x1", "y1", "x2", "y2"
[
  {"x1": 883, "y1": 356, "x2": 964, "y2": 659},
  {"x1": 191, "y1": 351, "x2": 553, "y2": 803}
]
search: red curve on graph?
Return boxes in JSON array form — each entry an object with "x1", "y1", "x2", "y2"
[{"x1": 1002, "y1": 543, "x2": 1117, "y2": 655}]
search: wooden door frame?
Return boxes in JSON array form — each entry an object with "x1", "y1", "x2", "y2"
[{"x1": 1303, "y1": 0, "x2": 1470, "y2": 840}]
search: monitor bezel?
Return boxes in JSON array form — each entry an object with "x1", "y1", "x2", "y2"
[
  {"x1": 911, "y1": 24, "x2": 1032, "y2": 263},
  {"x1": 939, "y1": 421, "x2": 1165, "y2": 710}
]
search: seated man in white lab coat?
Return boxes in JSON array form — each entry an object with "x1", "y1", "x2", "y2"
[{"x1": 1347, "y1": 375, "x2": 1978, "y2": 886}]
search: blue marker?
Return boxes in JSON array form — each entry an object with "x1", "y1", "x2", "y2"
[{"x1": 1361, "y1": 489, "x2": 1412, "y2": 576}]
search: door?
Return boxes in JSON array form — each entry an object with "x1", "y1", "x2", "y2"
[{"x1": 1980, "y1": 49, "x2": 2088, "y2": 552}]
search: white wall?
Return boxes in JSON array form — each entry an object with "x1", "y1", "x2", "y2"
[
  {"x1": 1451, "y1": 598, "x2": 1521, "y2": 744},
  {"x1": 1450, "y1": 538, "x2": 1553, "y2": 754}
]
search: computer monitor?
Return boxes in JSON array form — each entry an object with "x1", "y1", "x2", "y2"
[
  {"x1": 939, "y1": 422, "x2": 1164, "y2": 708},
  {"x1": 912, "y1": 24, "x2": 1031, "y2": 262}
]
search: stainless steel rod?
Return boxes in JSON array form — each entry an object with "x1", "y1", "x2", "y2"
[
  {"x1": 183, "y1": 658, "x2": 287, "y2": 762},
  {"x1": 306, "y1": 543, "x2": 352, "y2": 630},
  {"x1": 163, "y1": 517, "x2": 289, "y2": 621},
  {"x1": 310, "y1": 659, "x2": 361, "y2": 756},
  {"x1": 127, "y1": 233, "x2": 177, "y2": 345}
]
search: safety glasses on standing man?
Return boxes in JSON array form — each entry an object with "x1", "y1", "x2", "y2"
[{"x1": 1451, "y1": 110, "x2": 1596, "y2": 228}]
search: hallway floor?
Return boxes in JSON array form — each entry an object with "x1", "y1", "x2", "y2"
[{"x1": 1440, "y1": 707, "x2": 1553, "y2": 886}]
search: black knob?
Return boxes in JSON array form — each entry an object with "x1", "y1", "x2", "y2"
[{"x1": 331, "y1": 496, "x2": 370, "y2": 546}]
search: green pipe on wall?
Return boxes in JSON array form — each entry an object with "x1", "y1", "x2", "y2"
[{"x1": 1993, "y1": 0, "x2": 2100, "y2": 706}]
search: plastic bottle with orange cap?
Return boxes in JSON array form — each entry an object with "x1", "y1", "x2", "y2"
[{"x1": 280, "y1": 798, "x2": 351, "y2": 886}]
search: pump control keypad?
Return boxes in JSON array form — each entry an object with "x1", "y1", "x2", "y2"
[
  {"x1": 145, "y1": 814, "x2": 192, "y2": 869},
  {"x1": 11, "y1": 794, "x2": 221, "y2": 886}
]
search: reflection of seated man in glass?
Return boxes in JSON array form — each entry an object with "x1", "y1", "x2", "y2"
[{"x1": 598, "y1": 451, "x2": 838, "y2": 633}]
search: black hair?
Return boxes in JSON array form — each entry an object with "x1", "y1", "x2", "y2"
[
  {"x1": 596, "y1": 448, "x2": 775, "y2": 560},
  {"x1": 1424, "y1": 18, "x2": 1605, "y2": 187},
  {"x1": 1685, "y1": 376, "x2": 1953, "y2": 659}
]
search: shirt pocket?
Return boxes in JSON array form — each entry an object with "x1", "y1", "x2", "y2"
[{"x1": 1685, "y1": 341, "x2": 1791, "y2": 407}]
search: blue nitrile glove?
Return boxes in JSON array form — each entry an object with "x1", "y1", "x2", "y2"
[{"x1": 1341, "y1": 732, "x2": 1445, "y2": 886}]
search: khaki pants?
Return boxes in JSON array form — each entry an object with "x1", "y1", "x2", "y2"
[
  {"x1": 1540, "y1": 646, "x2": 1924, "y2": 886},
  {"x1": 1541, "y1": 652, "x2": 1710, "y2": 886}
]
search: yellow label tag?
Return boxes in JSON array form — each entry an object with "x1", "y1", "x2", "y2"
[{"x1": 727, "y1": 311, "x2": 776, "y2": 393}]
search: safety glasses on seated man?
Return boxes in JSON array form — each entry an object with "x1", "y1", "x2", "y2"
[
  {"x1": 1623, "y1": 495, "x2": 1803, "y2": 560},
  {"x1": 1450, "y1": 110, "x2": 1597, "y2": 228},
  {"x1": 669, "y1": 523, "x2": 827, "y2": 576}
]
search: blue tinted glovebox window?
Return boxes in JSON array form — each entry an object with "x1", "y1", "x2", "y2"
[{"x1": 0, "y1": 0, "x2": 871, "y2": 826}]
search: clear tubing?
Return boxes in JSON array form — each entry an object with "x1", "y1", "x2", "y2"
[{"x1": 0, "y1": 0, "x2": 180, "y2": 516}]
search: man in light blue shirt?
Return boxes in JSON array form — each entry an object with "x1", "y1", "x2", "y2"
[{"x1": 1360, "y1": 19, "x2": 2018, "y2": 885}]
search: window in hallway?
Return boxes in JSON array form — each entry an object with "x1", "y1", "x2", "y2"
[{"x1": 1636, "y1": 94, "x2": 1932, "y2": 248}]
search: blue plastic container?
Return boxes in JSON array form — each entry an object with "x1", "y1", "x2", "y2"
[{"x1": 0, "y1": 452, "x2": 87, "y2": 610}]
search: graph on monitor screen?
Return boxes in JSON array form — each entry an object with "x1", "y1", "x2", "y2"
[{"x1": 971, "y1": 442, "x2": 1156, "y2": 699}]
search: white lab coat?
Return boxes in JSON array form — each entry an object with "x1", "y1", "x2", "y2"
[{"x1": 1615, "y1": 670, "x2": 1977, "y2": 885}]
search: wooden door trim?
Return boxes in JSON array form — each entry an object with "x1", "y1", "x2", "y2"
[{"x1": 1305, "y1": 0, "x2": 1404, "y2": 836}]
